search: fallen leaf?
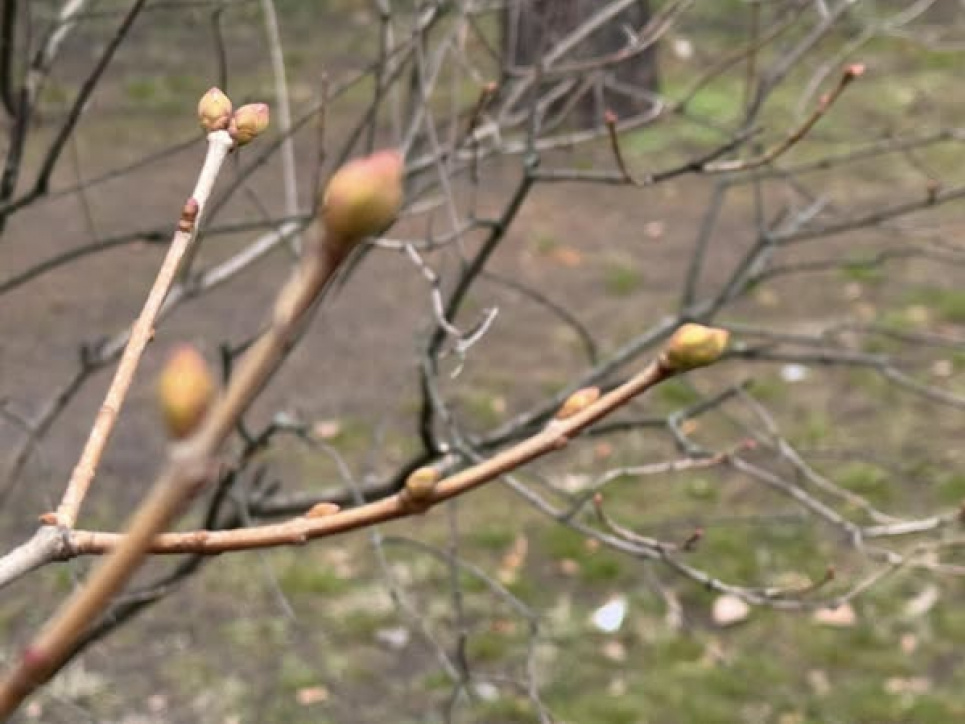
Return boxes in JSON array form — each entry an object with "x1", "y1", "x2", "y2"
[
  {"x1": 296, "y1": 686, "x2": 329, "y2": 706},
  {"x1": 843, "y1": 282, "x2": 863, "y2": 301},
  {"x1": 884, "y1": 677, "x2": 930, "y2": 695},
  {"x1": 556, "y1": 473, "x2": 591, "y2": 493},
  {"x1": 905, "y1": 305, "x2": 930, "y2": 325},
  {"x1": 550, "y1": 247, "x2": 584, "y2": 267},
  {"x1": 680, "y1": 418, "x2": 700, "y2": 436},
  {"x1": 312, "y1": 420, "x2": 342, "y2": 440},
  {"x1": 473, "y1": 681, "x2": 499, "y2": 702},
  {"x1": 808, "y1": 669, "x2": 831, "y2": 696},
  {"x1": 855, "y1": 302, "x2": 877, "y2": 321},
  {"x1": 375, "y1": 626, "x2": 410, "y2": 651},
  {"x1": 699, "y1": 638, "x2": 727, "y2": 667},
  {"x1": 780, "y1": 364, "x2": 809, "y2": 383},
  {"x1": 644, "y1": 221, "x2": 665, "y2": 239},
  {"x1": 601, "y1": 640, "x2": 627, "y2": 662},
  {"x1": 498, "y1": 534, "x2": 528, "y2": 584},
  {"x1": 812, "y1": 603, "x2": 856, "y2": 627},
  {"x1": 931, "y1": 359, "x2": 954, "y2": 378},
  {"x1": 900, "y1": 633, "x2": 918, "y2": 654},
  {"x1": 591, "y1": 596, "x2": 628, "y2": 633},
  {"x1": 672, "y1": 38, "x2": 694, "y2": 60},
  {"x1": 712, "y1": 594, "x2": 749, "y2": 627},
  {"x1": 491, "y1": 619, "x2": 517, "y2": 635},
  {"x1": 559, "y1": 558, "x2": 580, "y2": 576},
  {"x1": 755, "y1": 288, "x2": 779, "y2": 307}
]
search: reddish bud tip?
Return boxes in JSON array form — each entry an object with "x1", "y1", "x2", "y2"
[
  {"x1": 228, "y1": 103, "x2": 270, "y2": 146},
  {"x1": 661, "y1": 323, "x2": 730, "y2": 372},
  {"x1": 604, "y1": 109, "x2": 618, "y2": 125},
  {"x1": 178, "y1": 198, "x2": 200, "y2": 233},
  {"x1": 157, "y1": 344, "x2": 215, "y2": 439},
  {"x1": 21, "y1": 646, "x2": 48, "y2": 674},
  {"x1": 198, "y1": 88, "x2": 233, "y2": 132},
  {"x1": 322, "y1": 149, "x2": 404, "y2": 250}
]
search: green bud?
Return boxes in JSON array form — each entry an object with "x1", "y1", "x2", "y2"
[{"x1": 661, "y1": 324, "x2": 730, "y2": 372}]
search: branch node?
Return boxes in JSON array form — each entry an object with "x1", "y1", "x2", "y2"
[
  {"x1": 400, "y1": 466, "x2": 439, "y2": 513},
  {"x1": 177, "y1": 198, "x2": 200, "y2": 233}
]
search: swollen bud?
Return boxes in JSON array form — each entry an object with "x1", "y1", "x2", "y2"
[
  {"x1": 198, "y1": 88, "x2": 233, "y2": 132},
  {"x1": 304, "y1": 502, "x2": 341, "y2": 518},
  {"x1": 322, "y1": 149, "x2": 404, "y2": 249},
  {"x1": 228, "y1": 103, "x2": 270, "y2": 146},
  {"x1": 556, "y1": 387, "x2": 601, "y2": 420},
  {"x1": 661, "y1": 323, "x2": 730, "y2": 372},
  {"x1": 157, "y1": 344, "x2": 215, "y2": 439},
  {"x1": 403, "y1": 466, "x2": 439, "y2": 508}
]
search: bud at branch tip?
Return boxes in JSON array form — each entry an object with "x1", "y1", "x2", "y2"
[
  {"x1": 198, "y1": 87, "x2": 232, "y2": 133},
  {"x1": 322, "y1": 149, "x2": 404, "y2": 253},
  {"x1": 660, "y1": 323, "x2": 730, "y2": 373}
]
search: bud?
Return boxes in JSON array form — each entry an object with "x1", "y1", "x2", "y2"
[
  {"x1": 228, "y1": 103, "x2": 270, "y2": 146},
  {"x1": 322, "y1": 149, "x2": 404, "y2": 247},
  {"x1": 304, "y1": 502, "x2": 341, "y2": 518},
  {"x1": 661, "y1": 323, "x2": 730, "y2": 372},
  {"x1": 556, "y1": 386, "x2": 601, "y2": 420},
  {"x1": 198, "y1": 88, "x2": 233, "y2": 132},
  {"x1": 157, "y1": 344, "x2": 215, "y2": 439},
  {"x1": 404, "y1": 466, "x2": 439, "y2": 504}
]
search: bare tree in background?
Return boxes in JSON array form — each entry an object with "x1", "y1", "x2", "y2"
[
  {"x1": 502, "y1": 0, "x2": 659, "y2": 126},
  {"x1": 0, "y1": 1, "x2": 963, "y2": 721}
]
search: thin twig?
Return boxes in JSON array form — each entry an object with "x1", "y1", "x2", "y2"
[{"x1": 54, "y1": 130, "x2": 235, "y2": 530}]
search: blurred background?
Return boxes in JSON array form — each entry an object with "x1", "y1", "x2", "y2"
[{"x1": 2, "y1": 1, "x2": 965, "y2": 722}]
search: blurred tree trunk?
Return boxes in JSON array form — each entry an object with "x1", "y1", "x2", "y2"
[{"x1": 502, "y1": 0, "x2": 659, "y2": 129}]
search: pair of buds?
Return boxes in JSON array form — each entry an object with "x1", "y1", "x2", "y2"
[{"x1": 197, "y1": 88, "x2": 269, "y2": 147}]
